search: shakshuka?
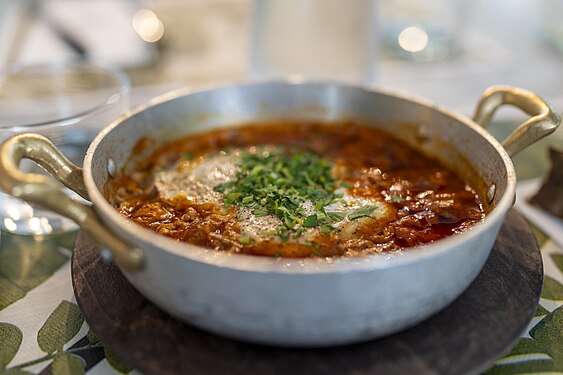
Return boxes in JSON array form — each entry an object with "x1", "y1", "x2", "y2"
[{"x1": 107, "y1": 122, "x2": 485, "y2": 257}]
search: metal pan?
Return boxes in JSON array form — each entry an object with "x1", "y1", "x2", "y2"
[{"x1": 0, "y1": 81, "x2": 559, "y2": 346}]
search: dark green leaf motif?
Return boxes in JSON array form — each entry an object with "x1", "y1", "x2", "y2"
[
  {"x1": 86, "y1": 329, "x2": 102, "y2": 346},
  {"x1": 529, "y1": 306, "x2": 563, "y2": 369},
  {"x1": 552, "y1": 254, "x2": 563, "y2": 274},
  {"x1": 51, "y1": 353, "x2": 85, "y2": 375},
  {"x1": 534, "y1": 304, "x2": 550, "y2": 318},
  {"x1": 37, "y1": 301, "x2": 84, "y2": 354},
  {"x1": 1, "y1": 369, "x2": 33, "y2": 374},
  {"x1": 529, "y1": 222, "x2": 549, "y2": 248},
  {"x1": 541, "y1": 276, "x2": 563, "y2": 301},
  {"x1": 0, "y1": 280, "x2": 26, "y2": 313},
  {"x1": 104, "y1": 348, "x2": 132, "y2": 374},
  {"x1": 487, "y1": 306, "x2": 563, "y2": 374},
  {"x1": 0, "y1": 231, "x2": 74, "y2": 310},
  {"x1": 0, "y1": 323, "x2": 23, "y2": 368}
]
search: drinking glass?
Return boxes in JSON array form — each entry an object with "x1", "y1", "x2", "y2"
[
  {"x1": 249, "y1": 0, "x2": 378, "y2": 85},
  {"x1": 0, "y1": 62, "x2": 130, "y2": 235},
  {"x1": 379, "y1": 0, "x2": 464, "y2": 62},
  {"x1": 540, "y1": 0, "x2": 563, "y2": 54}
]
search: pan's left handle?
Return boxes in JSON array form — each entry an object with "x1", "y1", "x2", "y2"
[
  {"x1": 472, "y1": 85, "x2": 560, "y2": 157},
  {"x1": 0, "y1": 133, "x2": 144, "y2": 271}
]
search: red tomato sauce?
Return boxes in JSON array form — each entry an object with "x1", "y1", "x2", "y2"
[{"x1": 107, "y1": 122, "x2": 485, "y2": 257}]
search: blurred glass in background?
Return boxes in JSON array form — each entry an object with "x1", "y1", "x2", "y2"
[
  {"x1": 0, "y1": 0, "x2": 136, "y2": 236},
  {"x1": 250, "y1": 0, "x2": 378, "y2": 84},
  {"x1": 540, "y1": 0, "x2": 563, "y2": 54},
  {"x1": 379, "y1": 0, "x2": 466, "y2": 62},
  {"x1": 0, "y1": 0, "x2": 561, "y2": 155},
  {"x1": 0, "y1": 62, "x2": 129, "y2": 236},
  {"x1": 0, "y1": 0, "x2": 159, "y2": 70}
]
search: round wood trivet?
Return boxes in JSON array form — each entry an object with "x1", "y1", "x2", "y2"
[{"x1": 72, "y1": 209, "x2": 542, "y2": 375}]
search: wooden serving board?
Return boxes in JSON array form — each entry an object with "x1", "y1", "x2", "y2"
[{"x1": 71, "y1": 209, "x2": 542, "y2": 375}]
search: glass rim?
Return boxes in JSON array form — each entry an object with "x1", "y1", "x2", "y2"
[{"x1": 0, "y1": 61, "x2": 130, "y2": 130}]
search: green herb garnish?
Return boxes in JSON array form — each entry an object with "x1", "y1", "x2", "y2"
[
  {"x1": 214, "y1": 148, "x2": 340, "y2": 236},
  {"x1": 215, "y1": 147, "x2": 381, "y2": 242},
  {"x1": 390, "y1": 195, "x2": 405, "y2": 203},
  {"x1": 303, "y1": 214, "x2": 319, "y2": 228},
  {"x1": 239, "y1": 236, "x2": 252, "y2": 245},
  {"x1": 327, "y1": 211, "x2": 346, "y2": 221},
  {"x1": 347, "y1": 205, "x2": 377, "y2": 221},
  {"x1": 311, "y1": 248, "x2": 323, "y2": 257},
  {"x1": 320, "y1": 224, "x2": 338, "y2": 233}
]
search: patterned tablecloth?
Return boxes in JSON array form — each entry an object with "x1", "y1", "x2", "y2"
[{"x1": 0, "y1": 121, "x2": 562, "y2": 375}]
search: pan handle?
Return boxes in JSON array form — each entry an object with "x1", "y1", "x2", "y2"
[
  {"x1": 0, "y1": 133, "x2": 144, "y2": 271},
  {"x1": 472, "y1": 85, "x2": 560, "y2": 157}
]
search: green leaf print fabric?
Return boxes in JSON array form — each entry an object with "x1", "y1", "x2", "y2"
[
  {"x1": 0, "y1": 323, "x2": 22, "y2": 368},
  {"x1": 37, "y1": 301, "x2": 84, "y2": 354},
  {"x1": 0, "y1": 232, "x2": 72, "y2": 310},
  {"x1": 51, "y1": 353, "x2": 86, "y2": 375}
]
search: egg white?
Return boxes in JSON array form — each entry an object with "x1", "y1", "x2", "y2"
[{"x1": 155, "y1": 149, "x2": 391, "y2": 242}]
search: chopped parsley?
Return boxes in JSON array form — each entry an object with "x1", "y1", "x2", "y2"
[
  {"x1": 303, "y1": 214, "x2": 318, "y2": 227},
  {"x1": 239, "y1": 235, "x2": 252, "y2": 245},
  {"x1": 311, "y1": 248, "x2": 323, "y2": 257},
  {"x1": 214, "y1": 147, "x2": 380, "y2": 241},
  {"x1": 347, "y1": 206, "x2": 377, "y2": 221},
  {"x1": 214, "y1": 148, "x2": 341, "y2": 236}
]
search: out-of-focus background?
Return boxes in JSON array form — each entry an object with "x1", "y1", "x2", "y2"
[
  {"x1": 2, "y1": 2, "x2": 563, "y2": 374},
  {"x1": 4, "y1": 0, "x2": 563, "y2": 178},
  {"x1": 2, "y1": 0, "x2": 563, "y2": 111},
  {"x1": 1, "y1": 0, "x2": 563, "y2": 177}
]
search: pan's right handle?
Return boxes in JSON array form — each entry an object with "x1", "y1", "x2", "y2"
[
  {"x1": 0, "y1": 133, "x2": 144, "y2": 271},
  {"x1": 472, "y1": 85, "x2": 560, "y2": 157}
]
